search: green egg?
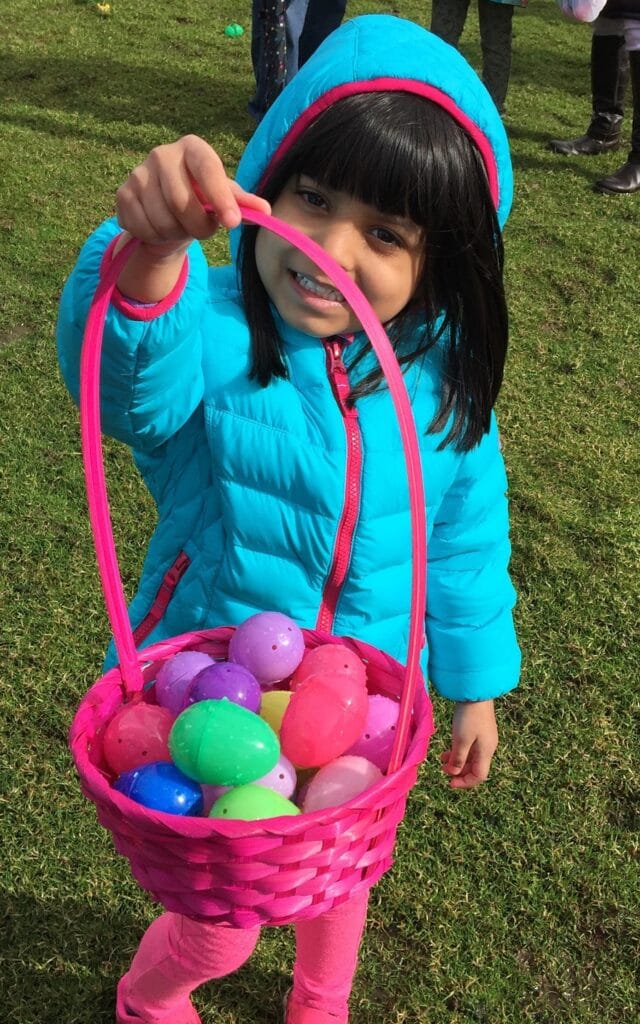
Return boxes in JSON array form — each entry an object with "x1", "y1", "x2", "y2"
[
  {"x1": 210, "y1": 784, "x2": 301, "y2": 821},
  {"x1": 169, "y1": 699, "x2": 279, "y2": 785}
]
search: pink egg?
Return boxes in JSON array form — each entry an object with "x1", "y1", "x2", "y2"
[
  {"x1": 200, "y1": 783, "x2": 231, "y2": 815},
  {"x1": 155, "y1": 651, "x2": 214, "y2": 714},
  {"x1": 346, "y1": 694, "x2": 400, "y2": 772},
  {"x1": 254, "y1": 754, "x2": 297, "y2": 799},
  {"x1": 228, "y1": 612, "x2": 305, "y2": 685},
  {"x1": 102, "y1": 703, "x2": 174, "y2": 775},
  {"x1": 290, "y1": 643, "x2": 367, "y2": 691},
  {"x1": 302, "y1": 755, "x2": 382, "y2": 813},
  {"x1": 280, "y1": 671, "x2": 368, "y2": 769}
]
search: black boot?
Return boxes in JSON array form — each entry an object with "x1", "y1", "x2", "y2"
[
  {"x1": 549, "y1": 34, "x2": 629, "y2": 156},
  {"x1": 595, "y1": 50, "x2": 640, "y2": 194}
]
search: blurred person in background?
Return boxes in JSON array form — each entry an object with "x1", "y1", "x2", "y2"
[
  {"x1": 249, "y1": 0, "x2": 347, "y2": 120},
  {"x1": 430, "y1": 0, "x2": 529, "y2": 114},
  {"x1": 549, "y1": 1, "x2": 640, "y2": 195}
]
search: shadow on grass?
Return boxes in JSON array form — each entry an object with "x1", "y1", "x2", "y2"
[
  {"x1": 1, "y1": 892, "x2": 289, "y2": 1024},
  {"x1": 0, "y1": 53, "x2": 256, "y2": 147}
]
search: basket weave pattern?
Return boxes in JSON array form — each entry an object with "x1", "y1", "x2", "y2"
[{"x1": 70, "y1": 628, "x2": 433, "y2": 927}]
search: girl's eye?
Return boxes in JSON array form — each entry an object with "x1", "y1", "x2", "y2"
[
  {"x1": 298, "y1": 188, "x2": 327, "y2": 209},
  {"x1": 371, "y1": 227, "x2": 403, "y2": 248}
]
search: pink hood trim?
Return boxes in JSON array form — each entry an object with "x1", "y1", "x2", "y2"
[{"x1": 258, "y1": 78, "x2": 500, "y2": 211}]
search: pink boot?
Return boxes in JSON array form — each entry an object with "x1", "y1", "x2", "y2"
[
  {"x1": 116, "y1": 972, "x2": 201, "y2": 1024},
  {"x1": 284, "y1": 990, "x2": 345, "y2": 1024}
]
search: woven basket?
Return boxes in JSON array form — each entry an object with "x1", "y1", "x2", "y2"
[{"x1": 69, "y1": 208, "x2": 435, "y2": 928}]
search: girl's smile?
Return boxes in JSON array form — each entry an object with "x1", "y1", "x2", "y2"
[{"x1": 255, "y1": 176, "x2": 424, "y2": 337}]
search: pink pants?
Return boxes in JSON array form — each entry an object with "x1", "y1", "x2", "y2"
[{"x1": 121, "y1": 890, "x2": 369, "y2": 1023}]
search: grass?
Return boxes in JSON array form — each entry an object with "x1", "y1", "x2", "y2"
[{"x1": 1, "y1": 1, "x2": 638, "y2": 1022}]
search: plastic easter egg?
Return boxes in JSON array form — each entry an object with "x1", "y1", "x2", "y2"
[
  {"x1": 187, "y1": 662, "x2": 261, "y2": 713},
  {"x1": 155, "y1": 651, "x2": 214, "y2": 714},
  {"x1": 228, "y1": 612, "x2": 305, "y2": 684},
  {"x1": 114, "y1": 761, "x2": 203, "y2": 815},
  {"x1": 103, "y1": 703, "x2": 174, "y2": 775},
  {"x1": 302, "y1": 755, "x2": 382, "y2": 813},
  {"x1": 169, "y1": 699, "x2": 280, "y2": 785},
  {"x1": 280, "y1": 672, "x2": 368, "y2": 769},
  {"x1": 290, "y1": 643, "x2": 367, "y2": 691},
  {"x1": 255, "y1": 753, "x2": 297, "y2": 798},
  {"x1": 200, "y1": 783, "x2": 231, "y2": 815},
  {"x1": 259, "y1": 690, "x2": 292, "y2": 737},
  {"x1": 210, "y1": 784, "x2": 300, "y2": 821},
  {"x1": 345, "y1": 694, "x2": 400, "y2": 772}
]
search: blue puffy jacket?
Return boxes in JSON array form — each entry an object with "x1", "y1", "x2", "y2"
[{"x1": 57, "y1": 15, "x2": 520, "y2": 702}]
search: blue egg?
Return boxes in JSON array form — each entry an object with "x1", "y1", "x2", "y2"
[{"x1": 114, "y1": 761, "x2": 203, "y2": 815}]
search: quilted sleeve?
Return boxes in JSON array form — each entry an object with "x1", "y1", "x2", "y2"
[
  {"x1": 426, "y1": 414, "x2": 521, "y2": 702},
  {"x1": 56, "y1": 218, "x2": 209, "y2": 451}
]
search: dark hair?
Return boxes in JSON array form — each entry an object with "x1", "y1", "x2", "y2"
[{"x1": 239, "y1": 92, "x2": 508, "y2": 451}]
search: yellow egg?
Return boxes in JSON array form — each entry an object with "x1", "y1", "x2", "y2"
[{"x1": 259, "y1": 690, "x2": 292, "y2": 737}]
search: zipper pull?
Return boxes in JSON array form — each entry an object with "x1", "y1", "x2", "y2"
[
  {"x1": 324, "y1": 337, "x2": 356, "y2": 415},
  {"x1": 326, "y1": 337, "x2": 347, "y2": 374}
]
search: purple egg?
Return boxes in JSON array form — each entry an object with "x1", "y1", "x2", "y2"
[
  {"x1": 345, "y1": 694, "x2": 399, "y2": 773},
  {"x1": 228, "y1": 611, "x2": 305, "y2": 685},
  {"x1": 154, "y1": 651, "x2": 214, "y2": 715},
  {"x1": 186, "y1": 662, "x2": 262, "y2": 713},
  {"x1": 255, "y1": 754, "x2": 297, "y2": 799}
]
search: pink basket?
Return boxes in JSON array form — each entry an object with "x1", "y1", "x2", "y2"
[{"x1": 69, "y1": 209, "x2": 435, "y2": 927}]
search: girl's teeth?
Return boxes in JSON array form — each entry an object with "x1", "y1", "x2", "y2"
[{"x1": 295, "y1": 272, "x2": 344, "y2": 302}]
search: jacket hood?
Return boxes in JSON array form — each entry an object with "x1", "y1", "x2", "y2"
[{"x1": 233, "y1": 14, "x2": 513, "y2": 256}]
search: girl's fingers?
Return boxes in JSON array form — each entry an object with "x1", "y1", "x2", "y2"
[
  {"x1": 441, "y1": 741, "x2": 472, "y2": 777},
  {"x1": 117, "y1": 167, "x2": 190, "y2": 246},
  {"x1": 179, "y1": 136, "x2": 245, "y2": 229},
  {"x1": 441, "y1": 743, "x2": 493, "y2": 789},
  {"x1": 117, "y1": 135, "x2": 273, "y2": 244},
  {"x1": 229, "y1": 180, "x2": 272, "y2": 216}
]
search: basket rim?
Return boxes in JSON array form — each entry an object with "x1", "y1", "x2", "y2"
[{"x1": 70, "y1": 627, "x2": 435, "y2": 840}]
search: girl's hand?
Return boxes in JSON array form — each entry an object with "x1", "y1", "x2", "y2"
[
  {"x1": 112, "y1": 135, "x2": 271, "y2": 302},
  {"x1": 116, "y1": 134, "x2": 271, "y2": 253},
  {"x1": 440, "y1": 700, "x2": 498, "y2": 789}
]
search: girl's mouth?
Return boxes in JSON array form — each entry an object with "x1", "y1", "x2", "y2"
[{"x1": 290, "y1": 270, "x2": 345, "y2": 304}]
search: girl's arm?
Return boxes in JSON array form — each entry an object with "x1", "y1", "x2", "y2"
[
  {"x1": 57, "y1": 136, "x2": 270, "y2": 451},
  {"x1": 426, "y1": 416, "x2": 520, "y2": 788}
]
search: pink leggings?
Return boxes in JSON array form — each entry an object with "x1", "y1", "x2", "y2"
[{"x1": 123, "y1": 889, "x2": 369, "y2": 1023}]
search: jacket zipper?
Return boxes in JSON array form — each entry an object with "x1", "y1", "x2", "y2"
[
  {"x1": 132, "y1": 550, "x2": 191, "y2": 646},
  {"x1": 316, "y1": 338, "x2": 363, "y2": 634}
]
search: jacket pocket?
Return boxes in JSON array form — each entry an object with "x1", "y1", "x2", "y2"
[{"x1": 133, "y1": 550, "x2": 191, "y2": 646}]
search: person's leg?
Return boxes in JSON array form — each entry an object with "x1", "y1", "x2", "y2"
[
  {"x1": 117, "y1": 912, "x2": 261, "y2": 1023},
  {"x1": 549, "y1": 21, "x2": 629, "y2": 155},
  {"x1": 298, "y1": 0, "x2": 346, "y2": 67},
  {"x1": 430, "y1": 0, "x2": 472, "y2": 49},
  {"x1": 595, "y1": 22, "x2": 640, "y2": 194},
  {"x1": 478, "y1": 0, "x2": 514, "y2": 113},
  {"x1": 286, "y1": 890, "x2": 370, "y2": 1023},
  {"x1": 284, "y1": 0, "x2": 312, "y2": 81}
]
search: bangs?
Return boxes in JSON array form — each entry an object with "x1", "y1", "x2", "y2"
[
  {"x1": 293, "y1": 99, "x2": 429, "y2": 223},
  {"x1": 258, "y1": 92, "x2": 487, "y2": 240},
  {"x1": 259, "y1": 92, "x2": 452, "y2": 226}
]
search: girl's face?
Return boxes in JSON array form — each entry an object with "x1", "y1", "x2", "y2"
[{"x1": 255, "y1": 175, "x2": 424, "y2": 338}]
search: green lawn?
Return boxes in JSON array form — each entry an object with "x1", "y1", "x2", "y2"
[{"x1": 1, "y1": 2, "x2": 638, "y2": 1023}]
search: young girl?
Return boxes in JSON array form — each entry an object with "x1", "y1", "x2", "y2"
[{"x1": 57, "y1": 15, "x2": 521, "y2": 1024}]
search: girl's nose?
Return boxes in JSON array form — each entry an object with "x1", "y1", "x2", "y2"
[{"x1": 312, "y1": 221, "x2": 356, "y2": 273}]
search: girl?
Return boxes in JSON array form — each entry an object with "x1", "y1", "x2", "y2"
[{"x1": 57, "y1": 15, "x2": 521, "y2": 1024}]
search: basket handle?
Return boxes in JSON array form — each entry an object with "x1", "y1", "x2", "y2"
[{"x1": 79, "y1": 208, "x2": 427, "y2": 773}]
